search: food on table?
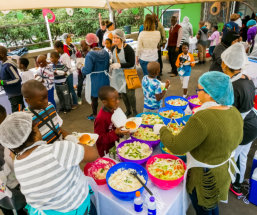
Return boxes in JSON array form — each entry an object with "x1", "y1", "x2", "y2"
[
  {"x1": 141, "y1": 114, "x2": 164, "y2": 125},
  {"x1": 159, "y1": 110, "x2": 183, "y2": 119},
  {"x1": 162, "y1": 146, "x2": 186, "y2": 156},
  {"x1": 133, "y1": 127, "x2": 160, "y2": 141},
  {"x1": 108, "y1": 168, "x2": 145, "y2": 192},
  {"x1": 167, "y1": 98, "x2": 188, "y2": 106},
  {"x1": 167, "y1": 123, "x2": 184, "y2": 135},
  {"x1": 148, "y1": 158, "x2": 185, "y2": 180},
  {"x1": 90, "y1": 159, "x2": 115, "y2": 180},
  {"x1": 118, "y1": 141, "x2": 152, "y2": 160},
  {"x1": 189, "y1": 98, "x2": 202, "y2": 105},
  {"x1": 79, "y1": 134, "x2": 95, "y2": 145},
  {"x1": 125, "y1": 121, "x2": 137, "y2": 130}
]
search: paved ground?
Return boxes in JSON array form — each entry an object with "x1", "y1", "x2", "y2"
[{"x1": 2, "y1": 58, "x2": 256, "y2": 215}]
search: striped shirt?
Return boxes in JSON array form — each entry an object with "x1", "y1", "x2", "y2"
[
  {"x1": 36, "y1": 65, "x2": 54, "y2": 90},
  {"x1": 14, "y1": 140, "x2": 89, "y2": 212},
  {"x1": 24, "y1": 103, "x2": 63, "y2": 144},
  {"x1": 51, "y1": 62, "x2": 69, "y2": 84}
]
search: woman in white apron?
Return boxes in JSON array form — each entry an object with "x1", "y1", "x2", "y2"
[
  {"x1": 221, "y1": 43, "x2": 257, "y2": 196},
  {"x1": 158, "y1": 72, "x2": 243, "y2": 215},
  {"x1": 82, "y1": 34, "x2": 110, "y2": 120},
  {"x1": 111, "y1": 29, "x2": 138, "y2": 116}
]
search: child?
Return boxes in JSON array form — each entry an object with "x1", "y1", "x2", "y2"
[
  {"x1": 104, "y1": 38, "x2": 113, "y2": 63},
  {"x1": 94, "y1": 86, "x2": 129, "y2": 157},
  {"x1": 50, "y1": 52, "x2": 71, "y2": 113},
  {"x1": 22, "y1": 80, "x2": 67, "y2": 144},
  {"x1": 176, "y1": 42, "x2": 195, "y2": 98},
  {"x1": 208, "y1": 26, "x2": 220, "y2": 56},
  {"x1": 142, "y1": 62, "x2": 170, "y2": 113},
  {"x1": 35, "y1": 55, "x2": 56, "y2": 108},
  {"x1": 0, "y1": 105, "x2": 27, "y2": 215},
  {"x1": 54, "y1": 41, "x2": 78, "y2": 109},
  {"x1": 18, "y1": 57, "x2": 34, "y2": 84},
  {"x1": 0, "y1": 46, "x2": 24, "y2": 112}
]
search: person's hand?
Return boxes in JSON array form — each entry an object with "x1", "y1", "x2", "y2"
[
  {"x1": 175, "y1": 47, "x2": 179, "y2": 52},
  {"x1": 98, "y1": 13, "x2": 101, "y2": 19},
  {"x1": 165, "y1": 80, "x2": 170, "y2": 89},
  {"x1": 115, "y1": 127, "x2": 130, "y2": 136},
  {"x1": 110, "y1": 63, "x2": 121, "y2": 70}
]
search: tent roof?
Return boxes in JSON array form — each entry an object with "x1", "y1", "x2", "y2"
[{"x1": 1, "y1": 0, "x2": 241, "y2": 11}]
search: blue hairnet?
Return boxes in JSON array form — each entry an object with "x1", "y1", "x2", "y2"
[
  {"x1": 237, "y1": 12, "x2": 243, "y2": 17},
  {"x1": 247, "y1": 19, "x2": 257, "y2": 27},
  {"x1": 199, "y1": 71, "x2": 234, "y2": 106}
]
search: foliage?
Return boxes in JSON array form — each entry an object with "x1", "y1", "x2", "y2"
[{"x1": 0, "y1": 8, "x2": 143, "y2": 50}]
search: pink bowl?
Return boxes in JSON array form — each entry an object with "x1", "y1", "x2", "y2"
[{"x1": 146, "y1": 154, "x2": 186, "y2": 190}]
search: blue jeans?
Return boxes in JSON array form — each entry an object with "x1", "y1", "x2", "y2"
[
  {"x1": 48, "y1": 87, "x2": 56, "y2": 108},
  {"x1": 67, "y1": 74, "x2": 78, "y2": 105},
  {"x1": 209, "y1": 46, "x2": 216, "y2": 56},
  {"x1": 189, "y1": 189, "x2": 219, "y2": 215},
  {"x1": 139, "y1": 59, "x2": 149, "y2": 76}
]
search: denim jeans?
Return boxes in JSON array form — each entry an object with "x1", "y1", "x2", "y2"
[
  {"x1": 209, "y1": 46, "x2": 216, "y2": 56},
  {"x1": 139, "y1": 59, "x2": 149, "y2": 76},
  {"x1": 67, "y1": 74, "x2": 78, "y2": 105},
  {"x1": 47, "y1": 87, "x2": 56, "y2": 108},
  {"x1": 189, "y1": 189, "x2": 219, "y2": 215}
]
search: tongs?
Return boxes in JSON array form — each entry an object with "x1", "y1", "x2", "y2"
[{"x1": 130, "y1": 170, "x2": 153, "y2": 196}]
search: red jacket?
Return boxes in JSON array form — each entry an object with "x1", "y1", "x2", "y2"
[
  {"x1": 168, "y1": 24, "x2": 181, "y2": 47},
  {"x1": 94, "y1": 108, "x2": 119, "y2": 157},
  {"x1": 63, "y1": 44, "x2": 71, "y2": 56}
]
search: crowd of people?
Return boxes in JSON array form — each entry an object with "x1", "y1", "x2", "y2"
[{"x1": 0, "y1": 11, "x2": 256, "y2": 215}]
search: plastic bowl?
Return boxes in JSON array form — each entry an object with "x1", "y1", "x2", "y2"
[
  {"x1": 84, "y1": 158, "x2": 116, "y2": 185},
  {"x1": 136, "y1": 112, "x2": 163, "y2": 128},
  {"x1": 188, "y1": 95, "x2": 201, "y2": 110},
  {"x1": 106, "y1": 162, "x2": 148, "y2": 201},
  {"x1": 146, "y1": 154, "x2": 186, "y2": 190},
  {"x1": 164, "y1": 96, "x2": 188, "y2": 110},
  {"x1": 131, "y1": 125, "x2": 160, "y2": 147},
  {"x1": 158, "y1": 107, "x2": 184, "y2": 125},
  {"x1": 159, "y1": 142, "x2": 187, "y2": 163}
]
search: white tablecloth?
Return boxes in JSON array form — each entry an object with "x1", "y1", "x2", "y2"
[
  {"x1": 0, "y1": 90, "x2": 12, "y2": 114},
  {"x1": 96, "y1": 146, "x2": 186, "y2": 215}
]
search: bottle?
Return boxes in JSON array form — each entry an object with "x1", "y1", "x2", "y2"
[
  {"x1": 134, "y1": 191, "x2": 143, "y2": 213},
  {"x1": 147, "y1": 196, "x2": 156, "y2": 215}
]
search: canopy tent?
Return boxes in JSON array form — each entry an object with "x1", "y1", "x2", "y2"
[{"x1": 1, "y1": 0, "x2": 242, "y2": 11}]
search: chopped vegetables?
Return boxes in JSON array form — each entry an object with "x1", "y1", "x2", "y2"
[
  {"x1": 167, "y1": 98, "x2": 188, "y2": 106},
  {"x1": 159, "y1": 110, "x2": 183, "y2": 119},
  {"x1": 141, "y1": 114, "x2": 164, "y2": 125},
  {"x1": 89, "y1": 159, "x2": 115, "y2": 180},
  {"x1": 189, "y1": 98, "x2": 202, "y2": 105},
  {"x1": 148, "y1": 158, "x2": 185, "y2": 180},
  {"x1": 162, "y1": 146, "x2": 186, "y2": 156},
  {"x1": 133, "y1": 127, "x2": 160, "y2": 141},
  {"x1": 167, "y1": 123, "x2": 184, "y2": 135},
  {"x1": 118, "y1": 141, "x2": 152, "y2": 160}
]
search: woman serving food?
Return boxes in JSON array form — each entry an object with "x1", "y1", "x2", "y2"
[{"x1": 158, "y1": 72, "x2": 243, "y2": 215}]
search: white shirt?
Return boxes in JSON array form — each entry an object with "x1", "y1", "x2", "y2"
[
  {"x1": 20, "y1": 70, "x2": 35, "y2": 84},
  {"x1": 60, "y1": 53, "x2": 72, "y2": 75}
]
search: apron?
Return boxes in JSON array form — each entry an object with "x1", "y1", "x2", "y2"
[
  {"x1": 85, "y1": 70, "x2": 110, "y2": 104},
  {"x1": 182, "y1": 102, "x2": 240, "y2": 214},
  {"x1": 110, "y1": 47, "x2": 127, "y2": 94}
]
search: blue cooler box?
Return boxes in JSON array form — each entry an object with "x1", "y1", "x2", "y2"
[
  {"x1": 250, "y1": 151, "x2": 257, "y2": 177},
  {"x1": 249, "y1": 168, "x2": 257, "y2": 206}
]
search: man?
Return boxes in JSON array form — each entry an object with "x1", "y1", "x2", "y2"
[
  {"x1": 62, "y1": 33, "x2": 77, "y2": 61},
  {"x1": 152, "y1": 13, "x2": 167, "y2": 79},
  {"x1": 0, "y1": 46, "x2": 24, "y2": 112},
  {"x1": 96, "y1": 20, "x2": 107, "y2": 48},
  {"x1": 197, "y1": 21, "x2": 208, "y2": 64},
  {"x1": 167, "y1": 16, "x2": 183, "y2": 77}
]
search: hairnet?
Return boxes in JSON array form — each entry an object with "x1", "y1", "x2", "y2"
[
  {"x1": 113, "y1": 29, "x2": 126, "y2": 42},
  {"x1": 237, "y1": 12, "x2": 243, "y2": 17},
  {"x1": 199, "y1": 71, "x2": 234, "y2": 106},
  {"x1": 62, "y1": 33, "x2": 73, "y2": 40},
  {"x1": 0, "y1": 112, "x2": 33, "y2": 149},
  {"x1": 247, "y1": 19, "x2": 257, "y2": 27},
  {"x1": 221, "y1": 43, "x2": 248, "y2": 70},
  {"x1": 85, "y1": 33, "x2": 99, "y2": 46},
  {"x1": 221, "y1": 31, "x2": 240, "y2": 47}
]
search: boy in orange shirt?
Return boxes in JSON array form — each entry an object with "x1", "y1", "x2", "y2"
[{"x1": 176, "y1": 42, "x2": 195, "y2": 98}]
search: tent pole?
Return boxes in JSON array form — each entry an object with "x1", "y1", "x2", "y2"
[
  {"x1": 44, "y1": 16, "x2": 53, "y2": 48},
  {"x1": 106, "y1": 0, "x2": 114, "y2": 23}
]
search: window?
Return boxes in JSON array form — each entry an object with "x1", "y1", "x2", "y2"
[{"x1": 162, "y1": 9, "x2": 181, "y2": 29}]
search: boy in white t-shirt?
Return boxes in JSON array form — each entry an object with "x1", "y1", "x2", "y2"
[{"x1": 18, "y1": 58, "x2": 34, "y2": 84}]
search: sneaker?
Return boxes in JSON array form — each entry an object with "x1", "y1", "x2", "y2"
[
  {"x1": 87, "y1": 114, "x2": 96, "y2": 121},
  {"x1": 230, "y1": 183, "x2": 243, "y2": 196},
  {"x1": 125, "y1": 111, "x2": 132, "y2": 117},
  {"x1": 72, "y1": 104, "x2": 78, "y2": 110},
  {"x1": 183, "y1": 95, "x2": 187, "y2": 98},
  {"x1": 78, "y1": 98, "x2": 82, "y2": 105},
  {"x1": 170, "y1": 74, "x2": 177, "y2": 77}
]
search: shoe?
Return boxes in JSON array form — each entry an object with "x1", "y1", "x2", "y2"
[
  {"x1": 183, "y1": 95, "x2": 187, "y2": 98},
  {"x1": 59, "y1": 108, "x2": 65, "y2": 112},
  {"x1": 78, "y1": 98, "x2": 82, "y2": 105},
  {"x1": 87, "y1": 114, "x2": 96, "y2": 121},
  {"x1": 170, "y1": 74, "x2": 177, "y2": 77},
  {"x1": 167, "y1": 71, "x2": 173, "y2": 74},
  {"x1": 202, "y1": 61, "x2": 206, "y2": 64},
  {"x1": 72, "y1": 104, "x2": 78, "y2": 110},
  {"x1": 230, "y1": 183, "x2": 243, "y2": 196},
  {"x1": 198, "y1": 61, "x2": 203, "y2": 64},
  {"x1": 125, "y1": 111, "x2": 132, "y2": 117}
]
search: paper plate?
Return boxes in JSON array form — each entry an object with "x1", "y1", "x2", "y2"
[
  {"x1": 111, "y1": 108, "x2": 127, "y2": 128},
  {"x1": 67, "y1": 132, "x2": 99, "y2": 146},
  {"x1": 122, "y1": 117, "x2": 142, "y2": 133}
]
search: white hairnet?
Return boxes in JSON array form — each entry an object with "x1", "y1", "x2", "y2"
[
  {"x1": 221, "y1": 43, "x2": 248, "y2": 70},
  {"x1": 0, "y1": 112, "x2": 33, "y2": 149}
]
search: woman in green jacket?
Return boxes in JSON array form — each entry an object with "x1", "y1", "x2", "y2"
[{"x1": 159, "y1": 71, "x2": 243, "y2": 215}]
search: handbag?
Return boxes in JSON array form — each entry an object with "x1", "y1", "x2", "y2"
[{"x1": 115, "y1": 47, "x2": 141, "y2": 90}]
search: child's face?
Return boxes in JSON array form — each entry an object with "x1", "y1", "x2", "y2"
[
  {"x1": 25, "y1": 89, "x2": 48, "y2": 110},
  {"x1": 18, "y1": 62, "x2": 26, "y2": 71},
  {"x1": 54, "y1": 47, "x2": 63, "y2": 54},
  {"x1": 105, "y1": 40, "x2": 112, "y2": 50},
  {"x1": 50, "y1": 56, "x2": 59, "y2": 64},
  {"x1": 182, "y1": 45, "x2": 189, "y2": 54},
  {"x1": 66, "y1": 36, "x2": 72, "y2": 44},
  {"x1": 103, "y1": 91, "x2": 120, "y2": 111}
]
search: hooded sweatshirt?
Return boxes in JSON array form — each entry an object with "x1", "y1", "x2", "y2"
[
  {"x1": 181, "y1": 16, "x2": 193, "y2": 44},
  {"x1": 197, "y1": 26, "x2": 209, "y2": 46}
]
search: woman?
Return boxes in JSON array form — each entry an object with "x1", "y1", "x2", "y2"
[
  {"x1": 158, "y1": 71, "x2": 243, "y2": 215},
  {"x1": 111, "y1": 29, "x2": 137, "y2": 117},
  {"x1": 221, "y1": 42, "x2": 257, "y2": 196},
  {"x1": 180, "y1": 16, "x2": 193, "y2": 44},
  {"x1": 102, "y1": 21, "x2": 115, "y2": 47},
  {"x1": 247, "y1": 19, "x2": 257, "y2": 53},
  {"x1": 136, "y1": 15, "x2": 160, "y2": 76},
  {"x1": 209, "y1": 31, "x2": 240, "y2": 72},
  {"x1": 208, "y1": 26, "x2": 220, "y2": 56},
  {"x1": 82, "y1": 33, "x2": 110, "y2": 121},
  {"x1": 0, "y1": 112, "x2": 99, "y2": 214},
  {"x1": 62, "y1": 33, "x2": 77, "y2": 61}
]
